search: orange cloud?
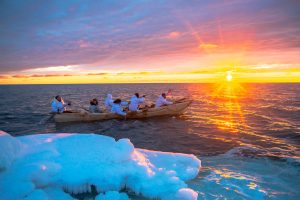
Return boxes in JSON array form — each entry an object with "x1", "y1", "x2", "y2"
[
  {"x1": 12, "y1": 75, "x2": 29, "y2": 78},
  {"x1": 0, "y1": 75, "x2": 10, "y2": 79},
  {"x1": 168, "y1": 31, "x2": 181, "y2": 39},
  {"x1": 87, "y1": 73, "x2": 108, "y2": 76},
  {"x1": 30, "y1": 74, "x2": 74, "y2": 77},
  {"x1": 116, "y1": 71, "x2": 161, "y2": 75},
  {"x1": 199, "y1": 43, "x2": 218, "y2": 49}
]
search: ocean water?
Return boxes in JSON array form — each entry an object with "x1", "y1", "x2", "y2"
[{"x1": 0, "y1": 83, "x2": 299, "y2": 199}]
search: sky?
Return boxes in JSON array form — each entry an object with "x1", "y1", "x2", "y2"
[{"x1": 0, "y1": 0, "x2": 300, "y2": 84}]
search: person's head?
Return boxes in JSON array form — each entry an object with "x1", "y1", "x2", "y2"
[
  {"x1": 135, "y1": 93, "x2": 139, "y2": 98},
  {"x1": 93, "y1": 98, "x2": 98, "y2": 105},
  {"x1": 90, "y1": 99, "x2": 95, "y2": 105},
  {"x1": 161, "y1": 93, "x2": 166, "y2": 99},
  {"x1": 55, "y1": 95, "x2": 62, "y2": 102},
  {"x1": 113, "y1": 99, "x2": 122, "y2": 104},
  {"x1": 107, "y1": 94, "x2": 112, "y2": 99}
]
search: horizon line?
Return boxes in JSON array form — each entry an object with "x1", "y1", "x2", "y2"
[{"x1": 1, "y1": 81, "x2": 300, "y2": 86}]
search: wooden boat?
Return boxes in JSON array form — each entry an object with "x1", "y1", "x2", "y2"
[{"x1": 54, "y1": 98, "x2": 192, "y2": 123}]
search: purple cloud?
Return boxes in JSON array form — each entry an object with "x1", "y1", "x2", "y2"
[{"x1": 0, "y1": 0, "x2": 299, "y2": 73}]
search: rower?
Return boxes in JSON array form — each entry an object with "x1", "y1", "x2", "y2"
[
  {"x1": 89, "y1": 98, "x2": 101, "y2": 113},
  {"x1": 111, "y1": 99, "x2": 127, "y2": 117},
  {"x1": 51, "y1": 95, "x2": 67, "y2": 113},
  {"x1": 129, "y1": 93, "x2": 145, "y2": 111},
  {"x1": 155, "y1": 93, "x2": 173, "y2": 108},
  {"x1": 104, "y1": 94, "x2": 113, "y2": 111}
]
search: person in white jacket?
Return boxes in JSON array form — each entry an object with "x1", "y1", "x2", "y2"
[
  {"x1": 51, "y1": 95, "x2": 67, "y2": 113},
  {"x1": 104, "y1": 94, "x2": 113, "y2": 111},
  {"x1": 129, "y1": 93, "x2": 145, "y2": 111},
  {"x1": 89, "y1": 98, "x2": 101, "y2": 113},
  {"x1": 155, "y1": 93, "x2": 173, "y2": 108},
  {"x1": 111, "y1": 99, "x2": 127, "y2": 117}
]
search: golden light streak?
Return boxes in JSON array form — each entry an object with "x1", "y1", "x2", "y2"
[{"x1": 209, "y1": 80, "x2": 248, "y2": 133}]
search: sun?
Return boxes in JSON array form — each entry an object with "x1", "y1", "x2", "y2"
[{"x1": 226, "y1": 71, "x2": 232, "y2": 82}]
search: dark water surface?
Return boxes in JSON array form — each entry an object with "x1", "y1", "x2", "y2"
[{"x1": 0, "y1": 83, "x2": 299, "y2": 199}]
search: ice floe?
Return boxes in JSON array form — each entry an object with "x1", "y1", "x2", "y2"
[{"x1": 0, "y1": 131, "x2": 201, "y2": 200}]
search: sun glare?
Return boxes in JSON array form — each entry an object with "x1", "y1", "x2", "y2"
[
  {"x1": 208, "y1": 80, "x2": 248, "y2": 133},
  {"x1": 226, "y1": 71, "x2": 232, "y2": 82}
]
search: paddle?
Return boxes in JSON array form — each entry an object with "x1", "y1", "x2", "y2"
[
  {"x1": 38, "y1": 113, "x2": 55, "y2": 124},
  {"x1": 79, "y1": 106, "x2": 90, "y2": 112}
]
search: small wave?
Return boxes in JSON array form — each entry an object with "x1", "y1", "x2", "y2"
[
  {"x1": 189, "y1": 148, "x2": 300, "y2": 199},
  {"x1": 221, "y1": 146, "x2": 300, "y2": 165}
]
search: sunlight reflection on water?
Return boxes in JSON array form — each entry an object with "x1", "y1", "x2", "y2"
[{"x1": 0, "y1": 83, "x2": 299, "y2": 160}]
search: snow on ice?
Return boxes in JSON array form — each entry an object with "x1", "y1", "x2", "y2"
[{"x1": 0, "y1": 131, "x2": 201, "y2": 200}]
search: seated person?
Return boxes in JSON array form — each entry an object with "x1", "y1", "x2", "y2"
[
  {"x1": 111, "y1": 99, "x2": 127, "y2": 117},
  {"x1": 89, "y1": 98, "x2": 101, "y2": 113},
  {"x1": 155, "y1": 93, "x2": 173, "y2": 108},
  {"x1": 51, "y1": 95, "x2": 67, "y2": 113},
  {"x1": 129, "y1": 93, "x2": 146, "y2": 111},
  {"x1": 104, "y1": 94, "x2": 113, "y2": 111}
]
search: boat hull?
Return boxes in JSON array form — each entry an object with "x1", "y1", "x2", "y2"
[{"x1": 54, "y1": 99, "x2": 192, "y2": 123}]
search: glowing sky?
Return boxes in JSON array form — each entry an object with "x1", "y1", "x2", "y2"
[{"x1": 0, "y1": 0, "x2": 299, "y2": 83}]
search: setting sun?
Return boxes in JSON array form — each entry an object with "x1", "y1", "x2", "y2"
[{"x1": 226, "y1": 71, "x2": 233, "y2": 82}]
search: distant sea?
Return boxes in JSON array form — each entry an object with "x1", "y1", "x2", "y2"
[{"x1": 0, "y1": 83, "x2": 299, "y2": 199}]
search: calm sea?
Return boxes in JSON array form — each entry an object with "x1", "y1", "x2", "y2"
[{"x1": 0, "y1": 83, "x2": 299, "y2": 199}]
